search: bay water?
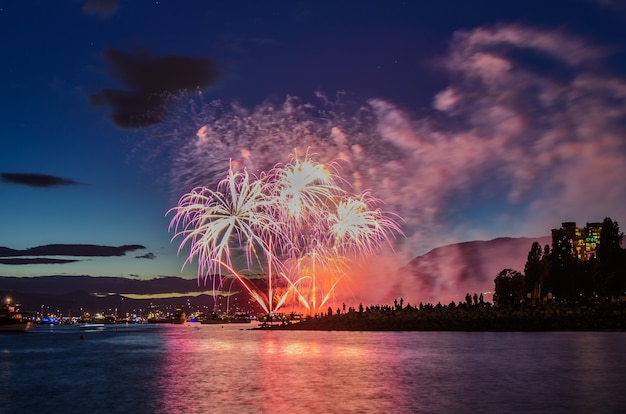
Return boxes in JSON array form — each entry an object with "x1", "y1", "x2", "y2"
[{"x1": 1, "y1": 323, "x2": 625, "y2": 413}]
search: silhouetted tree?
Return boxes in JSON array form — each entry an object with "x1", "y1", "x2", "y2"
[
  {"x1": 524, "y1": 241, "x2": 544, "y2": 300},
  {"x1": 595, "y1": 217, "x2": 625, "y2": 297},
  {"x1": 540, "y1": 244, "x2": 551, "y2": 297},
  {"x1": 569, "y1": 254, "x2": 595, "y2": 300},
  {"x1": 494, "y1": 269, "x2": 524, "y2": 306},
  {"x1": 547, "y1": 229, "x2": 579, "y2": 300}
]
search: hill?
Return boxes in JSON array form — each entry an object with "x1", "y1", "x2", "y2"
[{"x1": 402, "y1": 236, "x2": 551, "y2": 304}]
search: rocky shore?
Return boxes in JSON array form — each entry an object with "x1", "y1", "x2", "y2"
[{"x1": 262, "y1": 302, "x2": 626, "y2": 331}]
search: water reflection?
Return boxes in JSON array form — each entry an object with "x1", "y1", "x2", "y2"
[
  {"x1": 3, "y1": 325, "x2": 624, "y2": 413},
  {"x1": 155, "y1": 326, "x2": 412, "y2": 413},
  {"x1": 151, "y1": 328, "x2": 626, "y2": 413},
  {"x1": 570, "y1": 332, "x2": 624, "y2": 409}
]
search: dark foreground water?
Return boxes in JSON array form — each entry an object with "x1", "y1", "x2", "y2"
[{"x1": 1, "y1": 324, "x2": 625, "y2": 414}]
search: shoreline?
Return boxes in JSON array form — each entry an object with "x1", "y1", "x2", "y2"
[{"x1": 256, "y1": 302, "x2": 626, "y2": 332}]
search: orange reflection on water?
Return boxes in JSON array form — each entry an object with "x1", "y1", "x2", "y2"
[{"x1": 154, "y1": 324, "x2": 411, "y2": 413}]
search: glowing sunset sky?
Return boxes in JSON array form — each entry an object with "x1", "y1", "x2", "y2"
[{"x1": 1, "y1": 1, "x2": 624, "y2": 303}]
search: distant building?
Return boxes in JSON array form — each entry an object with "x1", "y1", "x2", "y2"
[{"x1": 552, "y1": 221, "x2": 602, "y2": 260}]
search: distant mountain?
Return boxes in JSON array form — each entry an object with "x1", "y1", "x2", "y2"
[
  {"x1": 402, "y1": 236, "x2": 551, "y2": 304},
  {"x1": 0, "y1": 275, "x2": 202, "y2": 296}
]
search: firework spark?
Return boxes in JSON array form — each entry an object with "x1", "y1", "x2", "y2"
[
  {"x1": 167, "y1": 166, "x2": 276, "y2": 293},
  {"x1": 168, "y1": 153, "x2": 402, "y2": 314}
]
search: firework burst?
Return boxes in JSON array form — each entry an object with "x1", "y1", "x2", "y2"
[{"x1": 168, "y1": 152, "x2": 402, "y2": 314}]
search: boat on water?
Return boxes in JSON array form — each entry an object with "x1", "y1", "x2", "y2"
[
  {"x1": 79, "y1": 323, "x2": 105, "y2": 330},
  {"x1": 0, "y1": 304, "x2": 35, "y2": 332},
  {"x1": 228, "y1": 313, "x2": 252, "y2": 324}
]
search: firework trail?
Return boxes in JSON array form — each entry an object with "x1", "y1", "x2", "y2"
[{"x1": 168, "y1": 152, "x2": 402, "y2": 314}]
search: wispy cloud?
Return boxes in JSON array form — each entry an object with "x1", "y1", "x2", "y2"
[
  {"x1": 91, "y1": 48, "x2": 221, "y2": 128},
  {"x1": 81, "y1": 0, "x2": 118, "y2": 19},
  {"x1": 431, "y1": 24, "x2": 626, "y2": 234},
  {"x1": 589, "y1": 0, "x2": 626, "y2": 13},
  {"x1": 1, "y1": 173, "x2": 81, "y2": 188},
  {"x1": 0, "y1": 258, "x2": 79, "y2": 265},
  {"x1": 0, "y1": 244, "x2": 146, "y2": 265}
]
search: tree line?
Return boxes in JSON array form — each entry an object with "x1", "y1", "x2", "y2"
[{"x1": 494, "y1": 217, "x2": 626, "y2": 305}]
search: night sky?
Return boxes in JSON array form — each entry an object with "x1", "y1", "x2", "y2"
[{"x1": 1, "y1": 1, "x2": 625, "y2": 302}]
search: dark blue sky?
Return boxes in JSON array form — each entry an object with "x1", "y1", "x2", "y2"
[{"x1": 1, "y1": 0, "x2": 625, "y2": 283}]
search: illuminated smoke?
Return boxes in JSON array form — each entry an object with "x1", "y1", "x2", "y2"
[{"x1": 153, "y1": 23, "x2": 626, "y2": 305}]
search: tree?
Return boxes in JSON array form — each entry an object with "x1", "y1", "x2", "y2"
[
  {"x1": 595, "y1": 217, "x2": 625, "y2": 297},
  {"x1": 547, "y1": 229, "x2": 579, "y2": 300},
  {"x1": 494, "y1": 269, "x2": 524, "y2": 306},
  {"x1": 539, "y1": 244, "x2": 551, "y2": 299},
  {"x1": 524, "y1": 241, "x2": 544, "y2": 300}
]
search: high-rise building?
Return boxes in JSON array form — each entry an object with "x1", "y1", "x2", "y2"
[{"x1": 551, "y1": 221, "x2": 602, "y2": 260}]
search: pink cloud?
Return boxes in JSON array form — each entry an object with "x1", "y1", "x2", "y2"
[
  {"x1": 448, "y1": 24, "x2": 606, "y2": 69},
  {"x1": 82, "y1": 0, "x2": 118, "y2": 19}
]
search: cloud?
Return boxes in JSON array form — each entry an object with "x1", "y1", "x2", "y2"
[
  {"x1": 1, "y1": 173, "x2": 81, "y2": 188},
  {"x1": 444, "y1": 24, "x2": 606, "y2": 70},
  {"x1": 136, "y1": 252, "x2": 156, "y2": 260},
  {"x1": 91, "y1": 48, "x2": 221, "y2": 128},
  {"x1": 0, "y1": 258, "x2": 79, "y2": 265},
  {"x1": 0, "y1": 244, "x2": 145, "y2": 260},
  {"x1": 120, "y1": 291, "x2": 216, "y2": 300},
  {"x1": 82, "y1": 0, "x2": 118, "y2": 19},
  {"x1": 590, "y1": 0, "x2": 626, "y2": 12},
  {"x1": 432, "y1": 24, "x2": 626, "y2": 231}
]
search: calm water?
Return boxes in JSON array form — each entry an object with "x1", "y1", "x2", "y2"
[{"x1": 1, "y1": 324, "x2": 625, "y2": 414}]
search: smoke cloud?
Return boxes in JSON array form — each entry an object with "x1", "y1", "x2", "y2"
[{"x1": 152, "y1": 24, "x2": 626, "y2": 303}]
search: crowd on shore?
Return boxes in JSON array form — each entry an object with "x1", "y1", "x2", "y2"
[{"x1": 263, "y1": 296, "x2": 626, "y2": 331}]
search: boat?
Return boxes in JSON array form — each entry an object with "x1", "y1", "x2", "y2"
[
  {"x1": 199, "y1": 313, "x2": 225, "y2": 324},
  {"x1": 199, "y1": 318, "x2": 225, "y2": 324},
  {"x1": 227, "y1": 313, "x2": 252, "y2": 324},
  {"x1": 171, "y1": 310, "x2": 187, "y2": 324},
  {"x1": 0, "y1": 304, "x2": 35, "y2": 332},
  {"x1": 79, "y1": 323, "x2": 105, "y2": 330}
]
